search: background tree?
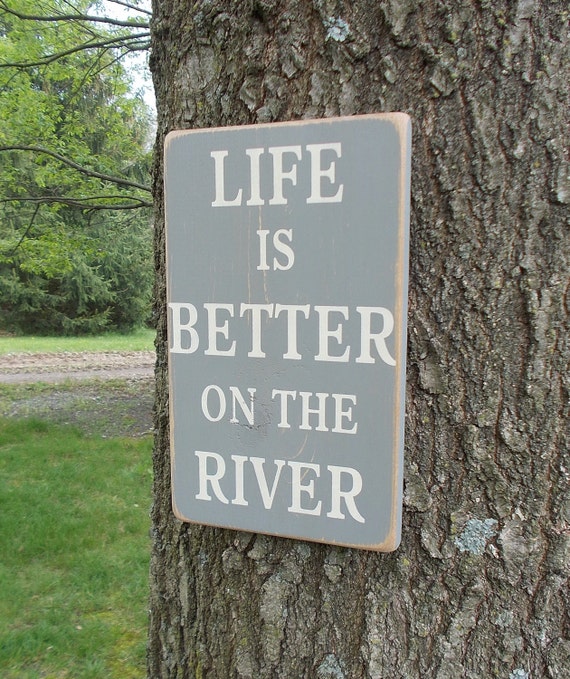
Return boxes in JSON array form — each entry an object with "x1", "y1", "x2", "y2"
[
  {"x1": 148, "y1": 1, "x2": 569, "y2": 677},
  {"x1": 0, "y1": 0, "x2": 154, "y2": 334}
]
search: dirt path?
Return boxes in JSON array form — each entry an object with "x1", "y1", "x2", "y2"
[
  {"x1": 0, "y1": 351, "x2": 157, "y2": 437},
  {"x1": 0, "y1": 350, "x2": 155, "y2": 384}
]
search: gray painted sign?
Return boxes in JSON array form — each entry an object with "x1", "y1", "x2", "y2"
[{"x1": 164, "y1": 114, "x2": 411, "y2": 551}]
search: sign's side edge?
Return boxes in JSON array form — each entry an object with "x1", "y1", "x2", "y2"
[
  {"x1": 378, "y1": 113, "x2": 412, "y2": 552},
  {"x1": 163, "y1": 134, "x2": 185, "y2": 523}
]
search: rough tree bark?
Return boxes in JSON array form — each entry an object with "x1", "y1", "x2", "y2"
[{"x1": 148, "y1": 1, "x2": 569, "y2": 677}]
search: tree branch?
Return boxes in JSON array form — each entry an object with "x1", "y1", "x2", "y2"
[
  {"x1": 6, "y1": 202, "x2": 41, "y2": 258},
  {"x1": 0, "y1": 145, "x2": 151, "y2": 193},
  {"x1": 0, "y1": 32, "x2": 151, "y2": 68},
  {"x1": 0, "y1": 2, "x2": 149, "y2": 28},
  {"x1": 105, "y1": 0, "x2": 152, "y2": 17},
  {"x1": 0, "y1": 195, "x2": 152, "y2": 210}
]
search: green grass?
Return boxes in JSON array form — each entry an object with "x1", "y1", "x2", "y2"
[
  {"x1": 0, "y1": 327, "x2": 155, "y2": 355},
  {"x1": 0, "y1": 418, "x2": 152, "y2": 678}
]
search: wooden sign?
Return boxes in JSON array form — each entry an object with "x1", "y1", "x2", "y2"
[{"x1": 164, "y1": 114, "x2": 411, "y2": 551}]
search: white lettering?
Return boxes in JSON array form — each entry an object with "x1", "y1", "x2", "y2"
[
  {"x1": 299, "y1": 391, "x2": 328, "y2": 432},
  {"x1": 268, "y1": 145, "x2": 302, "y2": 205},
  {"x1": 273, "y1": 229, "x2": 295, "y2": 270},
  {"x1": 331, "y1": 394, "x2": 358, "y2": 434},
  {"x1": 203, "y1": 303, "x2": 236, "y2": 356},
  {"x1": 271, "y1": 389, "x2": 297, "y2": 428},
  {"x1": 169, "y1": 302, "x2": 397, "y2": 366},
  {"x1": 211, "y1": 143, "x2": 344, "y2": 206},
  {"x1": 195, "y1": 451, "x2": 229, "y2": 503},
  {"x1": 356, "y1": 306, "x2": 396, "y2": 366},
  {"x1": 169, "y1": 302, "x2": 199, "y2": 353},
  {"x1": 231, "y1": 454, "x2": 249, "y2": 506},
  {"x1": 201, "y1": 384, "x2": 226, "y2": 422},
  {"x1": 315, "y1": 305, "x2": 350, "y2": 362},
  {"x1": 274, "y1": 304, "x2": 310, "y2": 359},
  {"x1": 193, "y1": 453, "x2": 366, "y2": 522},
  {"x1": 306, "y1": 143, "x2": 344, "y2": 203},
  {"x1": 211, "y1": 150, "x2": 242, "y2": 207},
  {"x1": 327, "y1": 465, "x2": 365, "y2": 523},
  {"x1": 240, "y1": 303, "x2": 273, "y2": 358},
  {"x1": 257, "y1": 229, "x2": 295, "y2": 271},
  {"x1": 250, "y1": 456, "x2": 286, "y2": 509},
  {"x1": 271, "y1": 390, "x2": 357, "y2": 433},
  {"x1": 257, "y1": 229, "x2": 270, "y2": 271},
  {"x1": 245, "y1": 147, "x2": 264, "y2": 206},
  {"x1": 229, "y1": 386, "x2": 256, "y2": 425},
  {"x1": 288, "y1": 461, "x2": 322, "y2": 516},
  {"x1": 201, "y1": 384, "x2": 255, "y2": 425}
]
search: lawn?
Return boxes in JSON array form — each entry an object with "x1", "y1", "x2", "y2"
[
  {"x1": 0, "y1": 327, "x2": 155, "y2": 355},
  {"x1": 0, "y1": 418, "x2": 152, "y2": 678}
]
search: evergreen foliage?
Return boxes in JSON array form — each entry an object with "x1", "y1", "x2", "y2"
[{"x1": 0, "y1": 0, "x2": 153, "y2": 334}]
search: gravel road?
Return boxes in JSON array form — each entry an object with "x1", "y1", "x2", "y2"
[
  {"x1": 0, "y1": 350, "x2": 157, "y2": 436},
  {"x1": 0, "y1": 351, "x2": 156, "y2": 384}
]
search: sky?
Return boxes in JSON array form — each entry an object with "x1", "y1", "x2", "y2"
[{"x1": 97, "y1": 0, "x2": 155, "y2": 111}]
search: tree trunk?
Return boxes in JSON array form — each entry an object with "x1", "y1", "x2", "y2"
[{"x1": 148, "y1": 1, "x2": 569, "y2": 677}]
